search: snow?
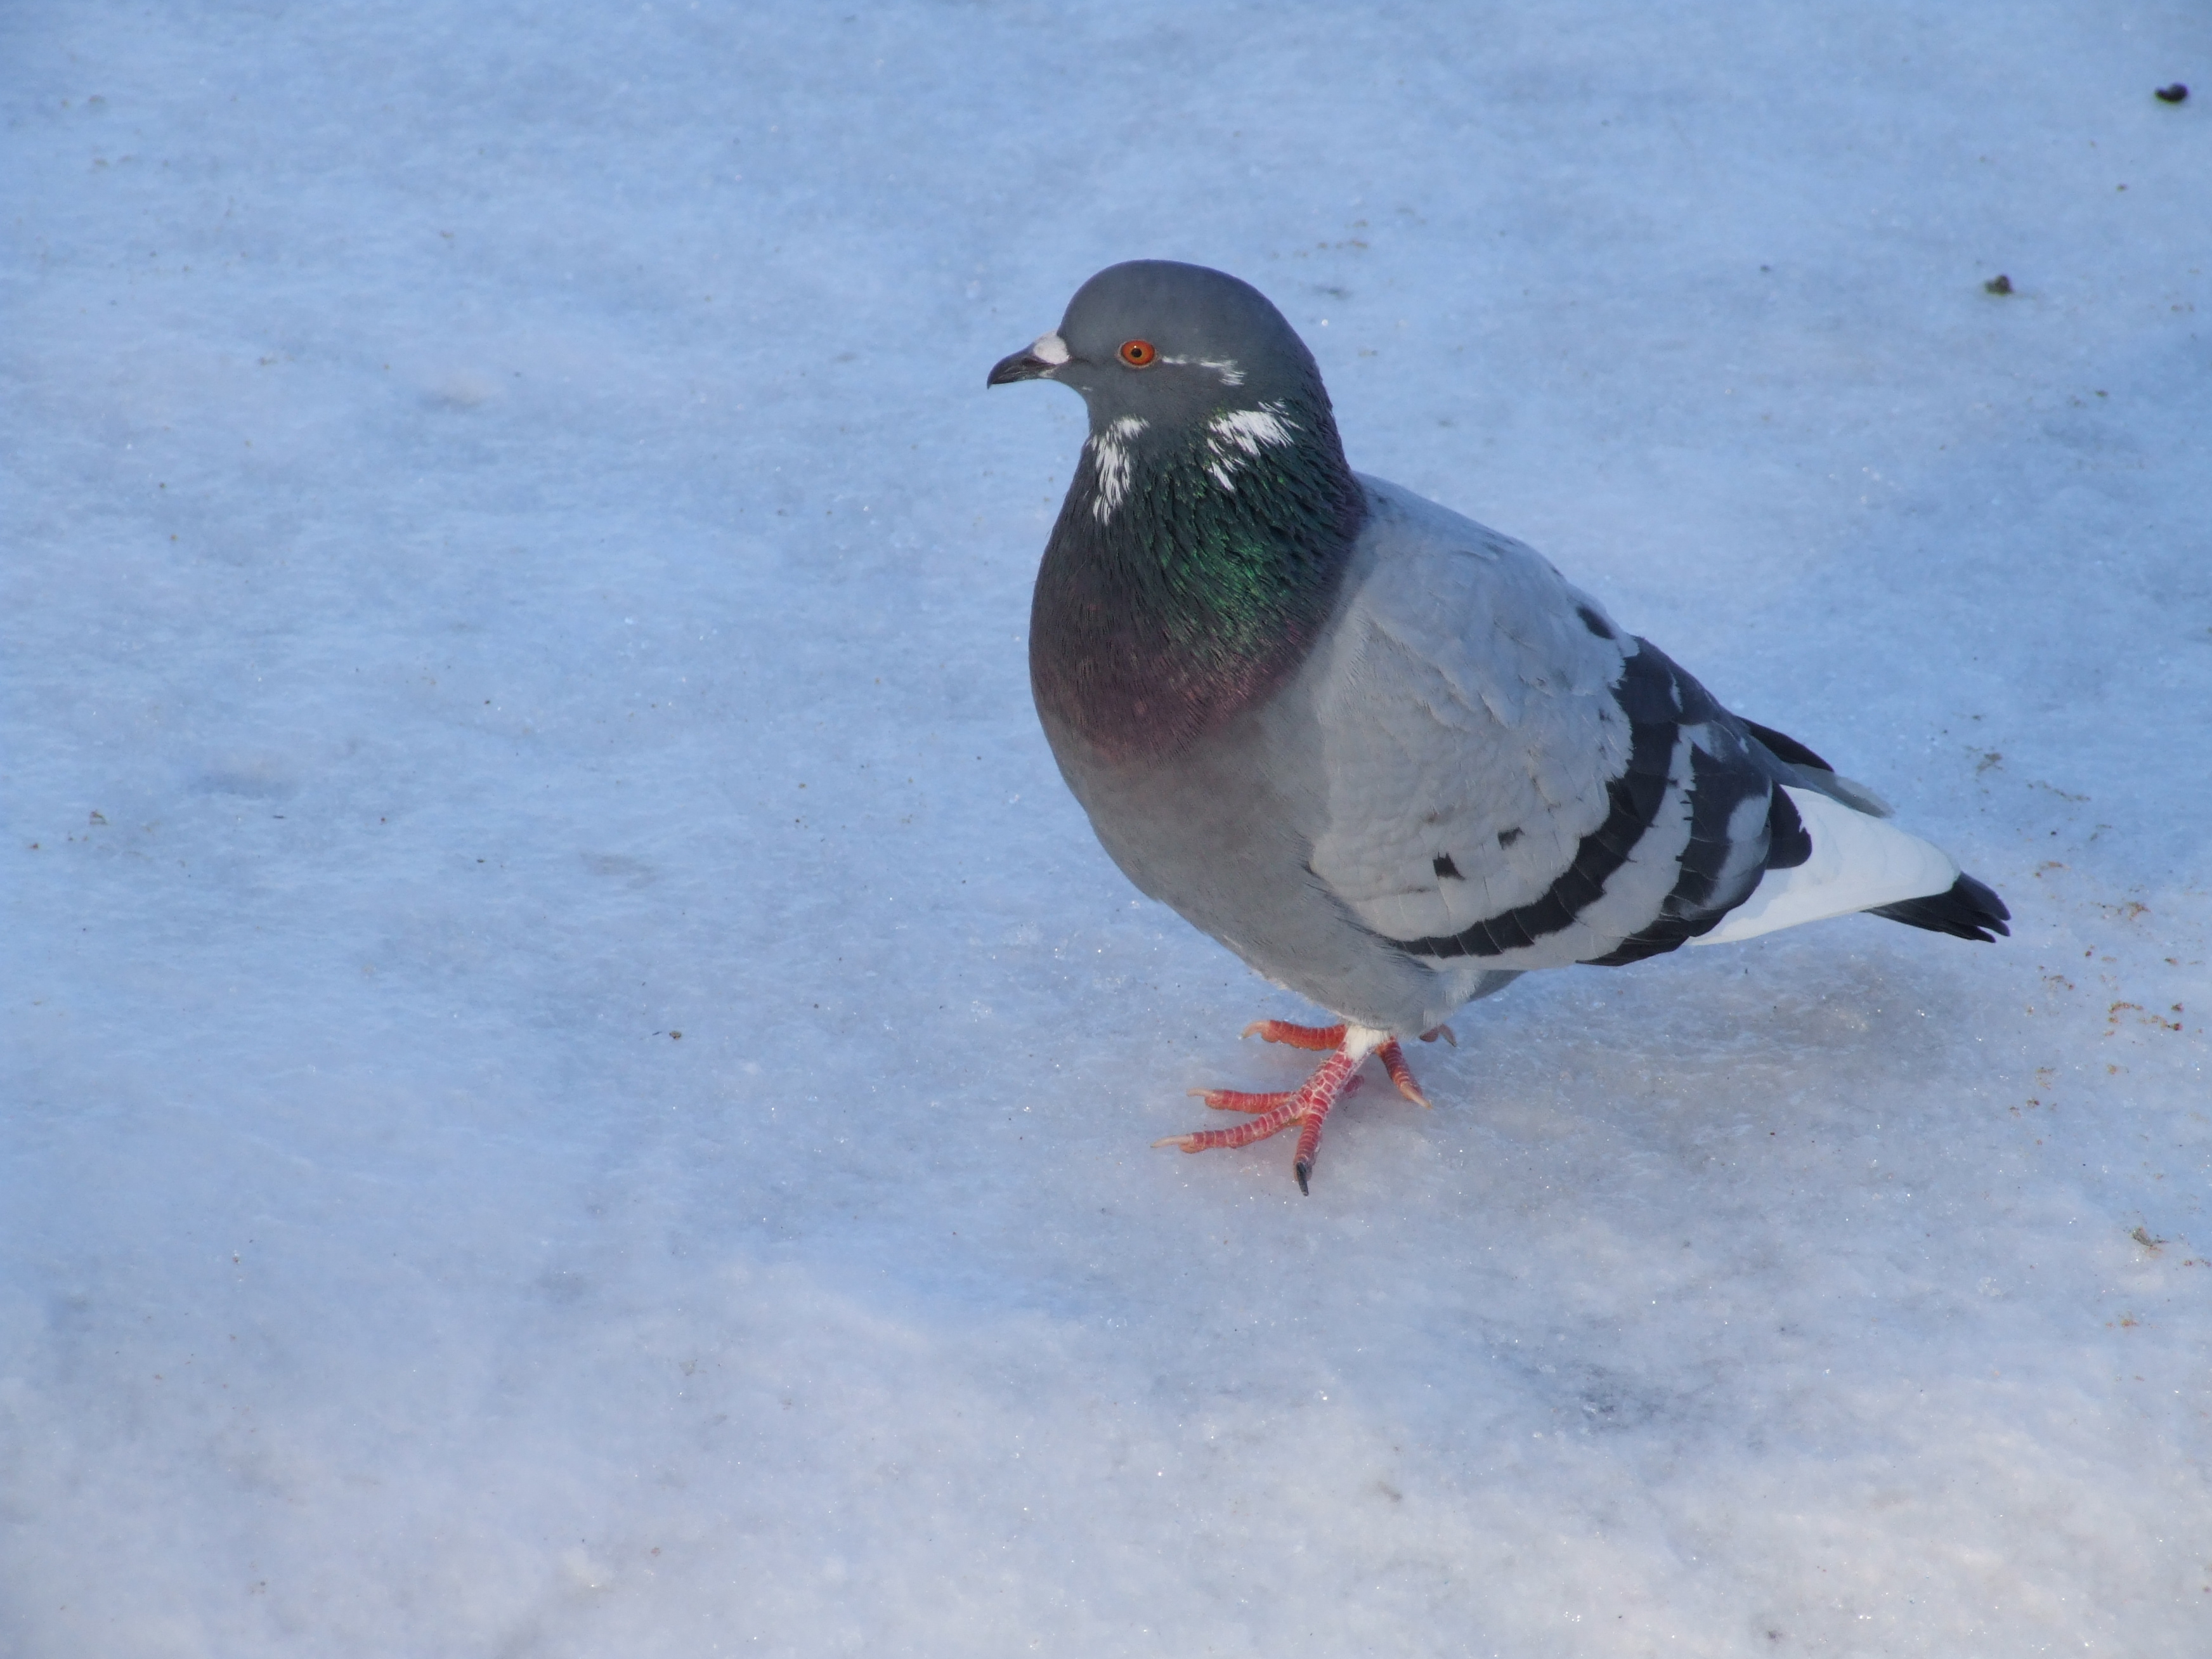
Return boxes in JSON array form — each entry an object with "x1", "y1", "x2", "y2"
[{"x1": 3, "y1": 1, "x2": 2208, "y2": 1653}]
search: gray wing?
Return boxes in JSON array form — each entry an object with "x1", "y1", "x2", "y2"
[{"x1": 1303, "y1": 478, "x2": 1790, "y2": 972}]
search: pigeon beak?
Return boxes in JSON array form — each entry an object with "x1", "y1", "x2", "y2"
[{"x1": 986, "y1": 330, "x2": 1072, "y2": 387}]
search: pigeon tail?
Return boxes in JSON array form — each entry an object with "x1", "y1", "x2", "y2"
[
  {"x1": 1695, "y1": 786, "x2": 1962, "y2": 946},
  {"x1": 1868, "y1": 872, "x2": 2012, "y2": 942}
]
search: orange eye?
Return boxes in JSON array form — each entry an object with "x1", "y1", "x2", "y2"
[{"x1": 1118, "y1": 339, "x2": 1157, "y2": 367}]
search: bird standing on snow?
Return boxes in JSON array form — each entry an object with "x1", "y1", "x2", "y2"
[{"x1": 987, "y1": 261, "x2": 2008, "y2": 1194}]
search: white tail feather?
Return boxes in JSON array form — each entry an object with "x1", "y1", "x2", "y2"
[{"x1": 1692, "y1": 786, "x2": 1957, "y2": 946}]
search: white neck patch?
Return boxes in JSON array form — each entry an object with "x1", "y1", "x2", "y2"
[
  {"x1": 1088, "y1": 415, "x2": 1147, "y2": 521},
  {"x1": 1202, "y1": 402, "x2": 1298, "y2": 493}
]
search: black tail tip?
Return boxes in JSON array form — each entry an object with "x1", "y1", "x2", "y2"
[{"x1": 1869, "y1": 873, "x2": 2011, "y2": 943}]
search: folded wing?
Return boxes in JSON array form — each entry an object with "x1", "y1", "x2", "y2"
[{"x1": 1306, "y1": 479, "x2": 1969, "y2": 973}]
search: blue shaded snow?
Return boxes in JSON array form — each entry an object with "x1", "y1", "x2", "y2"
[{"x1": 3, "y1": 3, "x2": 2208, "y2": 1653}]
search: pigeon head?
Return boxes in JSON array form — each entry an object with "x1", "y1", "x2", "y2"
[
  {"x1": 986, "y1": 259, "x2": 1360, "y2": 531},
  {"x1": 992, "y1": 262, "x2": 1368, "y2": 765},
  {"x1": 988, "y1": 259, "x2": 1326, "y2": 436}
]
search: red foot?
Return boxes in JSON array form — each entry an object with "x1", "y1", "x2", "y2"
[
  {"x1": 1157, "y1": 1020, "x2": 1444, "y2": 1192},
  {"x1": 1244, "y1": 1018, "x2": 1436, "y2": 1107},
  {"x1": 1190, "y1": 1077, "x2": 1364, "y2": 1114},
  {"x1": 1240, "y1": 1018, "x2": 1345, "y2": 1051}
]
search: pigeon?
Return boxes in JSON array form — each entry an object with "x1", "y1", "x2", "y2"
[{"x1": 987, "y1": 260, "x2": 2008, "y2": 1194}]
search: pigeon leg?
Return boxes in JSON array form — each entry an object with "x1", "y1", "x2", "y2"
[
  {"x1": 1157, "y1": 1025, "x2": 1390, "y2": 1192},
  {"x1": 1376, "y1": 1041, "x2": 1430, "y2": 1109},
  {"x1": 1191, "y1": 1077, "x2": 1364, "y2": 1114},
  {"x1": 1242, "y1": 1018, "x2": 1346, "y2": 1051},
  {"x1": 1190, "y1": 1086, "x2": 1295, "y2": 1114},
  {"x1": 1249, "y1": 1017, "x2": 1435, "y2": 1106}
]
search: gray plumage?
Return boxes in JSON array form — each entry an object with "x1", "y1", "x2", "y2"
[{"x1": 988, "y1": 261, "x2": 2007, "y2": 1155}]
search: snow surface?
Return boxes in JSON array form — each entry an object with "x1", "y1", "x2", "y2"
[{"x1": 4, "y1": 3, "x2": 2209, "y2": 1653}]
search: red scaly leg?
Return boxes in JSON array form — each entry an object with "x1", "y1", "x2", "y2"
[
  {"x1": 1190, "y1": 1086, "x2": 1295, "y2": 1115},
  {"x1": 1155, "y1": 1091, "x2": 1306, "y2": 1153},
  {"x1": 1376, "y1": 1040, "x2": 1430, "y2": 1107},
  {"x1": 1250, "y1": 1017, "x2": 1441, "y2": 1107},
  {"x1": 1157, "y1": 1025, "x2": 1390, "y2": 1193},
  {"x1": 1190, "y1": 1077, "x2": 1363, "y2": 1114},
  {"x1": 1242, "y1": 1018, "x2": 1346, "y2": 1051}
]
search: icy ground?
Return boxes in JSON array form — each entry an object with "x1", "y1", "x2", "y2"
[{"x1": 4, "y1": 3, "x2": 2209, "y2": 1653}]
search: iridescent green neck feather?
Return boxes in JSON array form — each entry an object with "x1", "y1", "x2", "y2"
[{"x1": 1029, "y1": 395, "x2": 1365, "y2": 765}]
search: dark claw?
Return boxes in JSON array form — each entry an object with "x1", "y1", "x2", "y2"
[{"x1": 1294, "y1": 1160, "x2": 1311, "y2": 1195}]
